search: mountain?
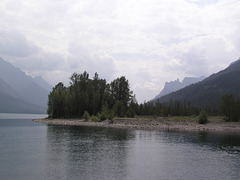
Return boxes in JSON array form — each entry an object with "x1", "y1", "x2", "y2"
[
  {"x1": 33, "y1": 76, "x2": 52, "y2": 91},
  {"x1": 0, "y1": 57, "x2": 51, "y2": 113},
  {"x1": 156, "y1": 58, "x2": 240, "y2": 109},
  {"x1": 153, "y1": 76, "x2": 205, "y2": 100},
  {"x1": 182, "y1": 76, "x2": 206, "y2": 86},
  {"x1": 0, "y1": 91, "x2": 46, "y2": 114},
  {"x1": 0, "y1": 78, "x2": 21, "y2": 99}
]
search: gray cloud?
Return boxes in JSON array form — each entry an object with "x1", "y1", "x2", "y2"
[
  {"x1": 1, "y1": 0, "x2": 240, "y2": 102},
  {"x1": 14, "y1": 52, "x2": 67, "y2": 71},
  {"x1": 0, "y1": 31, "x2": 40, "y2": 57},
  {"x1": 180, "y1": 48, "x2": 209, "y2": 76},
  {"x1": 68, "y1": 42, "x2": 115, "y2": 81},
  {"x1": 112, "y1": 52, "x2": 159, "y2": 61}
]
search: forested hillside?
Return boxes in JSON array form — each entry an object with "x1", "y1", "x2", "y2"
[
  {"x1": 135, "y1": 58, "x2": 240, "y2": 121},
  {"x1": 156, "y1": 58, "x2": 240, "y2": 111},
  {"x1": 152, "y1": 76, "x2": 205, "y2": 100}
]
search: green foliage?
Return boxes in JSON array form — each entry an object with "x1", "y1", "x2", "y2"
[
  {"x1": 198, "y1": 110, "x2": 208, "y2": 124},
  {"x1": 99, "y1": 113, "x2": 107, "y2": 121},
  {"x1": 98, "y1": 106, "x2": 115, "y2": 121},
  {"x1": 108, "y1": 110, "x2": 115, "y2": 120},
  {"x1": 47, "y1": 71, "x2": 134, "y2": 119},
  {"x1": 91, "y1": 115, "x2": 99, "y2": 122},
  {"x1": 83, "y1": 111, "x2": 90, "y2": 121},
  {"x1": 136, "y1": 100, "x2": 199, "y2": 117},
  {"x1": 114, "y1": 101, "x2": 125, "y2": 117},
  {"x1": 219, "y1": 94, "x2": 239, "y2": 122},
  {"x1": 97, "y1": 113, "x2": 101, "y2": 120},
  {"x1": 48, "y1": 72, "x2": 240, "y2": 121},
  {"x1": 47, "y1": 82, "x2": 67, "y2": 118}
]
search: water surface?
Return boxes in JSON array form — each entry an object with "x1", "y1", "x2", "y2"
[{"x1": 0, "y1": 114, "x2": 240, "y2": 180}]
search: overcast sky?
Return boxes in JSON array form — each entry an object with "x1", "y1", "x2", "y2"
[{"x1": 1, "y1": 0, "x2": 240, "y2": 103}]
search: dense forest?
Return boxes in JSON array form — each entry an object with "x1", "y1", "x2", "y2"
[
  {"x1": 47, "y1": 71, "x2": 240, "y2": 122},
  {"x1": 47, "y1": 71, "x2": 138, "y2": 119},
  {"x1": 139, "y1": 95, "x2": 240, "y2": 122},
  {"x1": 157, "y1": 59, "x2": 240, "y2": 112}
]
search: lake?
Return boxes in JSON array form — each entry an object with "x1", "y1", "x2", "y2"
[{"x1": 0, "y1": 113, "x2": 240, "y2": 180}]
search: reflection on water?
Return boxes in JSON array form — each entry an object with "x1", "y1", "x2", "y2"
[
  {"x1": 45, "y1": 125, "x2": 240, "y2": 180},
  {"x1": 0, "y1": 113, "x2": 47, "y2": 119},
  {"x1": 0, "y1": 117, "x2": 240, "y2": 180},
  {"x1": 45, "y1": 126, "x2": 135, "y2": 180},
  {"x1": 196, "y1": 131, "x2": 240, "y2": 153}
]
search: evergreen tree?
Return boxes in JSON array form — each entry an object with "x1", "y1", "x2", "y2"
[
  {"x1": 47, "y1": 82, "x2": 67, "y2": 118},
  {"x1": 219, "y1": 94, "x2": 239, "y2": 121},
  {"x1": 198, "y1": 110, "x2": 208, "y2": 124},
  {"x1": 47, "y1": 71, "x2": 135, "y2": 119}
]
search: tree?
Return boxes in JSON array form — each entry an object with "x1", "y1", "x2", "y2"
[
  {"x1": 114, "y1": 101, "x2": 125, "y2": 117},
  {"x1": 110, "y1": 76, "x2": 133, "y2": 112},
  {"x1": 219, "y1": 94, "x2": 238, "y2": 122},
  {"x1": 127, "y1": 95, "x2": 138, "y2": 117},
  {"x1": 68, "y1": 71, "x2": 90, "y2": 117},
  {"x1": 47, "y1": 71, "x2": 135, "y2": 119},
  {"x1": 83, "y1": 111, "x2": 90, "y2": 121},
  {"x1": 198, "y1": 110, "x2": 208, "y2": 124},
  {"x1": 47, "y1": 82, "x2": 67, "y2": 118}
]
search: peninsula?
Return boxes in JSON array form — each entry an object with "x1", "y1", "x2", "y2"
[{"x1": 33, "y1": 117, "x2": 240, "y2": 132}]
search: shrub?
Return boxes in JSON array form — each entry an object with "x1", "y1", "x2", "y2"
[
  {"x1": 91, "y1": 115, "x2": 99, "y2": 122},
  {"x1": 108, "y1": 110, "x2": 115, "y2": 121},
  {"x1": 100, "y1": 112, "x2": 108, "y2": 121},
  {"x1": 99, "y1": 106, "x2": 109, "y2": 121},
  {"x1": 83, "y1": 111, "x2": 90, "y2": 121},
  {"x1": 198, "y1": 110, "x2": 208, "y2": 124},
  {"x1": 97, "y1": 113, "x2": 101, "y2": 120},
  {"x1": 92, "y1": 107, "x2": 115, "y2": 122}
]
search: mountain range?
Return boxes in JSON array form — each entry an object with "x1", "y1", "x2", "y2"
[
  {"x1": 0, "y1": 57, "x2": 52, "y2": 114},
  {"x1": 153, "y1": 76, "x2": 205, "y2": 100},
  {"x1": 155, "y1": 58, "x2": 240, "y2": 110}
]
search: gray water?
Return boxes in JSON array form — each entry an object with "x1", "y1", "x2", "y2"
[{"x1": 0, "y1": 113, "x2": 240, "y2": 180}]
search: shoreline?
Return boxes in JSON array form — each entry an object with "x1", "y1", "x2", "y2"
[{"x1": 33, "y1": 117, "x2": 240, "y2": 132}]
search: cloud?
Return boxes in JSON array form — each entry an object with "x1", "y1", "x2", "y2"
[
  {"x1": 81, "y1": 0, "x2": 118, "y2": 19},
  {"x1": 1, "y1": 0, "x2": 240, "y2": 103},
  {"x1": 187, "y1": 0, "x2": 218, "y2": 6},
  {"x1": 14, "y1": 52, "x2": 68, "y2": 71},
  {"x1": 68, "y1": 42, "x2": 115, "y2": 81},
  {"x1": 179, "y1": 48, "x2": 209, "y2": 76},
  {"x1": 0, "y1": 30, "x2": 40, "y2": 57}
]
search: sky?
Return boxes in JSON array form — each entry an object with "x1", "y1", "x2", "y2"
[{"x1": 0, "y1": 0, "x2": 240, "y2": 103}]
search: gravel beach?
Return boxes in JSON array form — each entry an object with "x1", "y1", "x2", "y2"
[{"x1": 33, "y1": 117, "x2": 240, "y2": 132}]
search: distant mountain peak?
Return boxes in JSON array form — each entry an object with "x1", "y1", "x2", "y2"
[
  {"x1": 33, "y1": 75, "x2": 52, "y2": 91},
  {"x1": 0, "y1": 57, "x2": 49, "y2": 113},
  {"x1": 152, "y1": 76, "x2": 205, "y2": 100},
  {"x1": 156, "y1": 58, "x2": 240, "y2": 110}
]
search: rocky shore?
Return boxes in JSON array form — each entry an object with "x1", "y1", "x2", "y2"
[{"x1": 33, "y1": 117, "x2": 240, "y2": 132}]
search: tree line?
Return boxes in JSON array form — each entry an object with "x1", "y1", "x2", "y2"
[
  {"x1": 47, "y1": 71, "x2": 137, "y2": 119},
  {"x1": 137, "y1": 93, "x2": 240, "y2": 122},
  {"x1": 219, "y1": 94, "x2": 240, "y2": 122},
  {"x1": 47, "y1": 71, "x2": 239, "y2": 122},
  {"x1": 137, "y1": 100, "x2": 200, "y2": 117}
]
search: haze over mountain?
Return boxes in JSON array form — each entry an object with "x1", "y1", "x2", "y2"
[
  {"x1": 153, "y1": 76, "x2": 205, "y2": 100},
  {"x1": 0, "y1": 57, "x2": 51, "y2": 114},
  {"x1": 156, "y1": 58, "x2": 240, "y2": 109},
  {"x1": 32, "y1": 76, "x2": 52, "y2": 92}
]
